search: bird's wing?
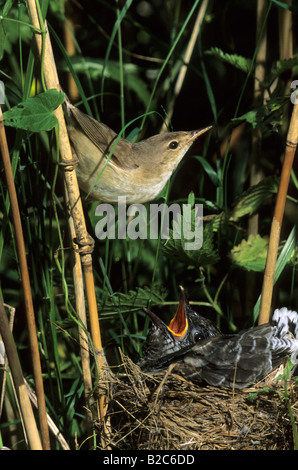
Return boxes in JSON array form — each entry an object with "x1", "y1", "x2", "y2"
[
  {"x1": 66, "y1": 104, "x2": 135, "y2": 169},
  {"x1": 69, "y1": 105, "x2": 117, "y2": 150},
  {"x1": 181, "y1": 325, "x2": 278, "y2": 389}
]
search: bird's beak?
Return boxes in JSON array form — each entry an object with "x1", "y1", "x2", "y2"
[
  {"x1": 188, "y1": 125, "x2": 212, "y2": 144},
  {"x1": 143, "y1": 307, "x2": 166, "y2": 328},
  {"x1": 143, "y1": 286, "x2": 189, "y2": 340},
  {"x1": 167, "y1": 286, "x2": 188, "y2": 339}
]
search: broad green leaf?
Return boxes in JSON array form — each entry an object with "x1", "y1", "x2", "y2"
[
  {"x1": 230, "y1": 234, "x2": 268, "y2": 272},
  {"x1": 3, "y1": 89, "x2": 65, "y2": 131},
  {"x1": 274, "y1": 56, "x2": 298, "y2": 76}
]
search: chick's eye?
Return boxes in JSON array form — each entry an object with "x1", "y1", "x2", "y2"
[
  {"x1": 193, "y1": 332, "x2": 204, "y2": 343},
  {"x1": 168, "y1": 141, "x2": 179, "y2": 150}
]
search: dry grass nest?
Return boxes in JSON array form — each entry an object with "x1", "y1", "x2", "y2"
[{"x1": 97, "y1": 353, "x2": 298, "y2": 450}]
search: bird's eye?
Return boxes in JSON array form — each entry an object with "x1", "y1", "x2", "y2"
[
  {"x1": 168, "y1": 141, "x2": 179, "y2": 150},
  {"x1": 193, "y1": 332, "x2": 204, "y2": 343}
]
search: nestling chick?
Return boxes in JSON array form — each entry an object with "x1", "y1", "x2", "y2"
[{"x1": 139, "y1": 288, "x2": 298, "y2": 389}]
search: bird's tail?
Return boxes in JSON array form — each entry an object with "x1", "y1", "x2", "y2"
[{"x1": 272, "y1": 307, "x2": 298, "y2": 339}]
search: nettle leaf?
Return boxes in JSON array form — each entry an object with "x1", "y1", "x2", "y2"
[
  {"x1": 230, "y1": 234, "x2": 268, "y2": 272},
  {"x1": 3, "y1": 89, "x2": 65, "y2": 131},
  {"x1": 230, "y1": 176, "x2": 278, "y2": 221},
  {"x1": 101, "y1": 284, "x2": 168, "y2": 316},
  {"x1": 162, "y1": 217, "x2": 219, "y2": 268},
  {"x1": 205, "y1": 47, "x2": 252, "y2": 73},
  {"x1": 232, "y1": 96, "x2": 287, "y2": 134},
  {"x1": 274, "y1": 56, "x2": 298, "y2": 76}
]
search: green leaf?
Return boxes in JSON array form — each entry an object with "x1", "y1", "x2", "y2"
[
  {"x1": 247, "y1": 387, "x2": 272, "y2": 401},
  {"x1": 162, "y1": 217, "x2": 219, "y2": 268},
  {"x1": 232, "y1": 96, "x2": 287, "y2": 134},
  {"x1": 230, "y1": 176, "x2": 278, "y2": 221},
  {"x1": 3, "y1": 89, "x2": 65, "y2": 131},
  {"x1": 205, "y1": 47, "x2": 252, "y2": 73},
  {"x1": 271, "y1": 0, "x2": 298, "y2": 12},
  {"x1": 0, "y1": 3, "x2": 33, "y2": 58},
  {"x1": 187, "y1": 191, "x2": 196, "y2": 208},
  {"x1": 274, "y1": 56, "x2": 298, "y2": 76},
  {"x1": 100, "y1": 284, "x2": 168, "y2": 316},
  {"x1": 230, "y1": 234, "x2": 269, "y2": 272},
  {"x1": 193, "y1": 155, "x2": 219, "y2": 186}
]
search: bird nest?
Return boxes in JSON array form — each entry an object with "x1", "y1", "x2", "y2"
[{"x1": 98, "y1": 353, "x2": 298, "y2": 450}]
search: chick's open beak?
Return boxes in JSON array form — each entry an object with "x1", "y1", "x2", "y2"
[
  {"x1": 143, "y1": 286, "x2": 189, "y2": 340},
  {"x1": 167, "y1": 286, "x2": 188, "y2": 339}
]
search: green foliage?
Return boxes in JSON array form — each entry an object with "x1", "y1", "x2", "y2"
[
  {"x1": 232, "y1": 96, "x2": 287, "y2": 135},
  {"x1": 274, "y1": 56, "x2": 298, "y2": 76},
  {"x1": 230, "y1": 176, "x2": 278, "y2": 221},
  {"x1": 205, "y1": 47, "x2": 252, "y2": 73},
  {"x1": 99, "y1": 284, "x2": 168, "y2": 317},
  {"x1": 162, "y1": 218, "x2": 220, "y2": 268},
  {"x1": 3, "y1": 90, "x2": 65, "y2": 131},
  {"x1": 0, "y1": 1, "x2": 32, "y2": 60},
  {"x1": 1, "y1": 0, "x2": 298, "y2": 449},
  {"x1": 230, "y1": 234, "x2": 268, "y2": 272}
]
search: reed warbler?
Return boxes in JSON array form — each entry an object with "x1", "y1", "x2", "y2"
[{"x1": 64, "y1": 99, "x2": 211, "y2": 204}]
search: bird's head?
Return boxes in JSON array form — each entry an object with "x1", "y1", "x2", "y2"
[{"x1": 137, "y1": 286, "x2": 220, "y2": 371}]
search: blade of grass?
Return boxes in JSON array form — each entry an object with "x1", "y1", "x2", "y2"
[
  {"x1": 116, "y1": 1, "x2": 125, "y2": 133},
  {"x1": 100, "y1": 0, "x2": 133, "y2": 111}
]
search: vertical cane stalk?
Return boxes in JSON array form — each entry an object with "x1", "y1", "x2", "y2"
[{"x1": 26, "y1": 0, "x2": 109, "y2": 440}]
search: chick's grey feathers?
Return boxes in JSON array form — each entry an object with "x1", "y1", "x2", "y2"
[{"x1": 182, "y1": 322, "x2": 298, "y2": 389}]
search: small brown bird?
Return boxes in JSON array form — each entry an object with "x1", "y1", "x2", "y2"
[{"x1": 64, "y1": 99, "x2": 211, "y2": 204}]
